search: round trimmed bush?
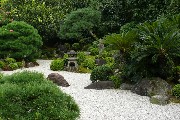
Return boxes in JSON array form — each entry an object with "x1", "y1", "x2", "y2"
[
  {"x1": 8, "y1": 63, "x2": 19, "y2": 70},
  {"x1": 0, "y1": 71, "x2": 80, "y2": 120},
  {"x1": 50, "y1": 59, "x2": 64, "y2": 71},
  {"x1": 90, "y1": 65, "x2": 113, "y2": 83},
  {"x1": 0, "y1": 21, "x2": 43, "y2": 61},
  {"x1": 172, "y1": 84, "x2": 180, "y2": 98}
]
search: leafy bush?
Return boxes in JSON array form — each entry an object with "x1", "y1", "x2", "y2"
[
  {"x1": 127, "y1": 16, "x2": 180, "y2": 81},
  {"x1": 0, "y1": 71, "x2": 80, "y2": 120},
  {"x1": 0, "y1": 61, "x2": 5, "y2": 69},
  {"x1": 82, "y1": 56, "x2": 96, "y2": 70},
  {"x1": 50, "y1": 59, "x2": 64, "y2": 71},
  {"x1": 0, "y1": 21, "x2": 43, "y2": 61},
  {"x1": 77, "y1": 65, "x2": 92, "y2": 73},
  {"x1": 77, "y1": 52, "x2": 86, "y2": 65},
  {"x1": 104, "y1": 57, "x2": 115, "y2": 68},
  {"x1": 172, "y1": 84, "x2": 180, "y2": 99},
  {"x1": 90, "y1": 65, "x2": 113, "y2": 83},
  {"x1": 110, "y1": 75, "x2": 122, "y2": 89},
  {"x1": 58, "y1": 7, "x2": 101, "y2": 41},
  {"x1": 8, "y1": 63, "x2": 18, "y2": 70},
  {"x1": 5, "y1": 57, "x2": 16, "y2": 64},
  {"x1": 72, "y1": 43, "x2": 80, "y2": 51},
  {"x1": 89, "y1": 47, "x2": 99, "y2": 56}
]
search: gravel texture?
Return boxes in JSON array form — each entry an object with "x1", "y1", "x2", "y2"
[{"x1": 1, "y1": 60, "x2": 180, "y2": 120}]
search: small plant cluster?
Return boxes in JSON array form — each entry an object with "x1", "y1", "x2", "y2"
[
  {"x1": 90, "y1": 65, "x2": 113, "y2": 83},
  {"x1": 0, "y1": 71, "x2": 80, "y2": 120},
  {"x1": 0, "y1": 58, "x2": 24, "y2": 71},
  {"x1": 77, "y1": 52, "x2": 96, "y2": 73},
  {"x1": 0, "y1": 73, "x2": 3, "y2": 79},
  {"x1": 172, "y1": 84, "x2": 180, "y2": 99},
  {"x1": 50, "y1": 58, "x2": 65, "y2": 71}
]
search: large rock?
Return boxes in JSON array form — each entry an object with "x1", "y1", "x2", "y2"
[
  {"x1": 150, "y1": 95, "x2": 170, "y2": 105},
  {"x1": 47, "y1": 73, "x2": 70, "y2": 87},
  {"x1": 120, "y1": 83, "x2": 134, "y2": 90},
  {"x1": 131, "y1": 77, "x2": 172, "y2": 97},
  {"x1": 84, "y1": 81, "x2": 114, "y2": 90}
]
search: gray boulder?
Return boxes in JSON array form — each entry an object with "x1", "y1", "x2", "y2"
[
  {"x1": 131, "y1": 77, "x2": 172, "y2": 97},
  {"x1": 84, "y1": 81, "x2": 114, "y2": 90},
  {"x1": 120, "y1": 83, "x2": 134, "y2": 90},
  {"x1": 47, "y1": 73, "x2": 70, "y2": 87},
  {"x1": 150, "y1": 95, "x2": 170, "y2": 105}
]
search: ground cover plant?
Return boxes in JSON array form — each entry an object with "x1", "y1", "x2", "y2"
[{"x1": 0, "y1": 71, "x2": 80, "y2": 120}]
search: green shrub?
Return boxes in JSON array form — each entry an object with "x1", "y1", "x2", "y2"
[
  {"x1": 8, "y1": 63, "x2": 18, "y2": 70},
  {"x1": 105, "y1": 57, "x2": 115, "y2": 68},
  {"x1": 82, "y1": 56, "x2": 96, "y2": 70},
  {"x1": 63, "y1": 54, "x2": 69, "y2": 66},
  {"x1": 0, "y1": 21, "x2": 42, "y2": 61},
  {"x1": 110, "y1": 75, "x2": 122, "y2": 89},
  {"x1": 77, "y1": 52, "x2": 86, "y2": 65},
  {"x1": 172, "y1": 84, "x2": 180, "y2": 99},
  {"x1": 89, "y1": 47, "x2": 99, "y2": 56},
  {"x1": 0, "y1": 71, "x2": 80, "y2": 120},
  {"x1": 0, "y1": 61, "x2": 5, "y2": 69},
  {"x1": 90, "y1": 65, "x2": 113, "y2": 83},
  {"x1": 50, "y1": 59, "x2": 64, "y2": 71},
  {"x1": 77, "y1": 65, "x2": 92, "y2": 73},
  {"x1": 4, "y1": 58, "x2": 16, "y2": 64},
  {"x1": 16, "y1": 61, "x2": 25, "y2": 68},
  {"x1": 72, "y1": 43, "x2": 80, "y2": 51}
]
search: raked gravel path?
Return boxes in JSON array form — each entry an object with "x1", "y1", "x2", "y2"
[{"x1": 1, "y1": 60, "x2": 180, "y2": 120}]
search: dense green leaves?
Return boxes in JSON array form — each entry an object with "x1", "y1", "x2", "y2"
[
  {"x1": 0, "y1": 21, "x2": 42, "y2": 61},
  {"x1": 0, "y1": 71, "x2": 80, "y2": 120},
  {"x1": 58, "y1": 7, "x2": 101, "y2": 42}
]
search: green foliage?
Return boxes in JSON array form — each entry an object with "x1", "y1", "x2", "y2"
[
  {"x1": 110, "y1": 75, "x2": 122, "y2": 89},
  {"x1": 77, "y1": 52, "x2": 86, "y2": 65},
  {"x1": 128, "y1": 16, "x2": 180, "y2": 80},
  {"x1": 50, "y1": 59, "x2": 64, "y2": 71},
  {"x1": 172, "y1": 84, "x2": 180, "y2": 98},
  {"x1": 58, "y1": 7, "x2": 101, "y2": 41},
  {"x1": 104, "y1": 57, "x2": 115, "y2": 68},
  {"x1": 0, "y1": 71, "x2": 80, "y2": 120},
  {"x1": 0, "y1": 61, "x2": 5, "y2": 69},
  {"x1": 97, "y1": 0, "x2": 180, "y2": 34},
  {"x1": 89, "y1": 47, "x2": 99, "y2": 56},
  {"x1": 77, "y1": 65, "x2": 92, "y2": 73},
  {"x1": 0, "y1": 21, "x2": 43, "y2": 61},
  {"x1": 72, "y1": 43, "x2": 80, "y2": 51},
  {"x1": 90, "y1": 65, "x2": 113, "y2": 83},
  {"x1": 4, "y1": 57, "x2": 16, "y2": 64},
  {"x1": 2, "y1": 0, "x2": 67, "y2": 45},
  {"x1": 82, "y1": 56, "x2": 96, "y2": 70},
  {"x1": 103, "y1": 30, "x2": 138, "y2": 54},
  {"x1": 0, "y1": 73, "x2": 3, "y2": 79},
  {"x1": 8, "y1": 63, "x2": 18, "y2": 70}
]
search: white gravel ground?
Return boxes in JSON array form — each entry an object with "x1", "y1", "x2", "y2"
[{"x1": 1, "y1": 60, "x2": 180, "y2": 120}]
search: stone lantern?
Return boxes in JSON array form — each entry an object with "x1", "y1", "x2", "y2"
[{"x1": 67, "y1": 50, "x2": 78, "y2": 71}]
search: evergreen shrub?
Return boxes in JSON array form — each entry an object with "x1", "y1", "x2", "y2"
[
  {"x1": 50, "y1": 59, "x2": 64, "y2": 71},
  {"x1": 82, "y1": 56, "x2": 96, "y2": 70},
  {"x1": 0, "y1": 71, "x2": 80, "y2": 120},
  {"x1": 0, "y1": 21, "x2": 43, "y2": 61},
  {"x1": 172, "y1": 84, "x2": 180, "y2": 99},
  {"x1": 90, "y1": 65, "x2": 113, "y2": 83}
]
